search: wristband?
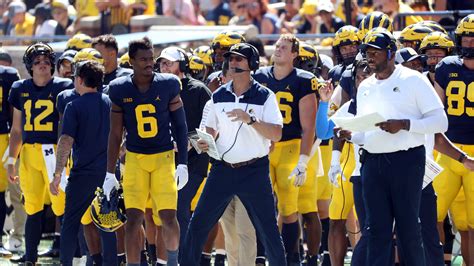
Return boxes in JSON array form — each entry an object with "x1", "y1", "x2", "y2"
[
  {"x1": 6, "y1": 157, "x2": 16, "y2": 165},
  {"x1": 331, "y1": 150, "x2": 341, "y2": 165},
  {"x1": 458, "y1": 153, "x2": 467, "y2": 163}
]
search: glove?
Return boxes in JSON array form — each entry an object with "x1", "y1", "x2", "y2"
[
  {"x1": 288, "y1": 155, "x2": 310, "y2": 187},
  {"x1": 175, "y1": 164, "x2": 189, "y2": 191},
  {"x1": 328, "y1": 150, "x2": 345, "y2": 187},
  {"x1": 103, "y1": 172, "x2": 120, "y2": 201}
]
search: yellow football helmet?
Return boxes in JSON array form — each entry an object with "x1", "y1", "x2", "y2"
[
  {"x1": 333, "y1": 25, "x2": 360, "y2": 65},
  {"x1": 193, "y1": 45, "x2": 213, "y2": 66},
  {"x1": 417, "y1": 20, "x2": 447, "y2": 34},
  {"x1": 358, "y1": 11, "x2": 393, "y2": 40},
  {"x1": 399, "y1": 24, "x2": 434, "y2": 51},
  {"x1": 119, "y1": 52, "x2": 131, "y2": 69},
  {"x1": 419, "y1": 32, "x2": 454, "y2": 54},
  {"x1": 90, "y1": 188, "x2": 127, "y2": 233},
  {"x1": 189, "y1": 55, "x2": 207, "y2": 81},
  {"x1": 66, "y1": 33, "x2": 92, "y2": 51},
  {"x1": 73, "y1": 48, "x2": 104, "y2": 64},
  {"x1": 294, "y1": 42, "x2": 320, "y2": 74},
  {"x1": 211, "y1": 31, "x2": 246, "y2": 50},
  {"x1": 455, "y1": 14, "x2": 474, "y2": 58}
]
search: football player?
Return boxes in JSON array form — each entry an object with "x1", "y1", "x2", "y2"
[
  {"x1": 192, "y1": 45, "x2": 213, "y2": 82},
  {"x1": 7, "y1": 43, "x2": 74, "y2": 264},
  {"x1": 0, "y1": 60, "x2": 20, "y2": 257},
  {"x1": 56, "y1": 50, "x2": 77, "y2": 79},
  {"x1": 66, "y1": 33, "x2": 93, "y2": 51},
  {"x1": 294, "y1": 42, "x2": 332, "y2": 265},
  {"x1": 253, "y1": 34, "x2": 318, "y2": 265},
  {"x1": 105, "y1": 37, "x2": 189, "y2": 266},
  {"x1": 398, "y1": 23, "x2": 434, "y2": 51},
  {"x1": 419, "y1": 31, "x2": 455, "y2": 85},
  {"x1": 206, "y1": 31, "x2": 246, "y2": 91},
  {"x1": 92, "y1": 34, "x2": 132, "y2": 86},
  {"x1": 433, "y1": 14, "x2": 474, "y2": 264}
]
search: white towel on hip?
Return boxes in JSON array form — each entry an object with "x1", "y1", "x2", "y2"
[{"x1": 42, "y1": 144, "x2": 68, "y2": 191}]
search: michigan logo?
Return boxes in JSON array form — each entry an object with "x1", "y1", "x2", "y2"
[{"x1": 44, "y1": 148, "x2": 54, "y2": 156}]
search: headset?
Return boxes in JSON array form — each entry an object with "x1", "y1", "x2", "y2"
[
  {"x1": 176, "y1": 48, "x2": 190, "y2": 73},
  {"x1": 226, "y1": 43, "x2": 260, "y2": 72}
]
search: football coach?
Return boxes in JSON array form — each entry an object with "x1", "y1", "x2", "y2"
[
  {"x1": 180, "y1": 43, "x2": 287, "y2": 266},
  {"x1": 339, "y1": 29, "x2": 448, "y2": 265}
]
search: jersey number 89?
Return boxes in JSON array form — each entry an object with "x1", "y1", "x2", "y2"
[
  {"x1": 135, "y1": 104, "x2": 158, "y2": 138},
  {"x1": 446, "y1": 81, "x2": 474, "y2": 117}
]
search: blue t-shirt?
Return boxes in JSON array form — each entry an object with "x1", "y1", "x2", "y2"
[
  {"x1": 108, "y1": 73, "x2": 181, "y2": 154},
  {"x1": 62, "y1": 92, "x2": 111, "y2": 175},
  {"x1": 104, "y1": 66, "x2": 133, "y2": 86},
  {"x1": 56, "y1": 88, "x2": 79, "y2": 115},
  {"x1": 8, "y1": 77, "x2": 74, "y2": 144},
  {"x1": 435, "y1": 55, "x2": 474, "y2": 144},
  {"x1": 0, "y1": 66, "x2": 20, "y2": 134}
]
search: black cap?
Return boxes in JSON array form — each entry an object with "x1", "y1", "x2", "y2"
[
  {"x1": 0, "y1": 49, "x2": 12, "y2": 64},
  {"x1": 223, "y1": 43, "x2": 259, "y2": 59},
  {"x1": 360, "y1": 30, "x2": 397, "y2": 52}
]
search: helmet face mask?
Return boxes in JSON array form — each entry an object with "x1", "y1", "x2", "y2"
[
  {"x1": 333, "y1": 26, "x2": 360, "y2": 65},
  {"x1": 455, "y1": 15, "x2": 474, "y2": 58},
  {"x1": 91, "y1": 188, "x2": 127, "y2": 233}
]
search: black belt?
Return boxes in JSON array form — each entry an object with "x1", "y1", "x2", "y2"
[{"x1": 222, "y1": 157, "x2": 259, "y2": 168}]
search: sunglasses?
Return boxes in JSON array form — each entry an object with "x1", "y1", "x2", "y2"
[
  {"x1": 159, "y1": 60, "x2": 176, "y2": 67},
  {"x1": 33, "y1": 60, "x2": 51, "y2": 66},
  {"x1": 237, "y1": 3, "x2": 248, "y2": 9}
]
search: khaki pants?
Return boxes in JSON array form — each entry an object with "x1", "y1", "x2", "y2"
[
  {"x1": 8, "y1": 182, "x2": 26, "y2": 239},
  {"x1": 220, "y1": 196, "x2": 256, "y2": 266}
]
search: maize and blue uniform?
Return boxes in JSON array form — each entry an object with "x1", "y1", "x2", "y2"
[
  {"x1": 328, "y1": 64, "x2": 346, "y2": 87},
  {"x1": 59, "y1": 92, "x2": 111, "y2": 266},
  {"x1": 0, "y1": 66, "x2": 20, "y2": 243},
  {"x1": 0, "y1": 66, "x2": 20, "y2": 192},
  {"x1": 433, "y1": 55, "x2": 474, "y2": 228},
  {"x1": 103, "y1": 66, "x2": 132, "y2": 86},
  {"x1": 108, "y1": 73, "x2": 181, "y2": 214},
  {"x1": 253, "y1": 66, "x2": 319, "y2": 216},
  {"x1": 8, "y1": 76, "x2": 73, "y2": 262}
]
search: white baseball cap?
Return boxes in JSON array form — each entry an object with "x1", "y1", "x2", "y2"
[
  {"x1": 318, "y1": 0, "x2": 334, "y2": 13},
  {"x1": 8, "y1": 1, "x2": 26, "y2": 18},
  {"x1": 158, "y1": 47, "x2": 186, "y2": 62}
]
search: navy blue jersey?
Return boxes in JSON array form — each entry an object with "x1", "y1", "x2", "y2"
[
  {"x1": 108, "y1": 73, "x2": 181, "y2": 154},
  {"x1": 205, "y1": 70, "x2": 222, "y2": 86},
  {"x1": 8, "y1": 77, "x2": 73, "y2": 144},
  {"x1": 435, "y1": 56, "x2": 474, "y2": 144},
  {"x1": 104, "y1": 66, "x2": 133, "y2": 86},
  {"x1": 253, "y1": 66, "x2": 317, "y2": 141},
  {"x1": 62, "y1": 92, "x2": 111, "y2": 175},
  {"x1": 56, "y1": 88, "x2": 79, "y2": 115},
  {"x1": 328, "y1": 64, "x2": 346, "y2": 87},
  {"x1": 205, "y1": 2, "x2": 232, "y2": 25},
  {"x1": 0, "y1": 66, "x2": 20, "y2": 134}
]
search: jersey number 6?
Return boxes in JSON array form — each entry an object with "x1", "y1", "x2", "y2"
[{"x1": 135, "y1": 104, "x2": 158, "y2": 138}]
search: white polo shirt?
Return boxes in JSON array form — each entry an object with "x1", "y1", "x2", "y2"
[
  {"x1": 355, "y1": 65, "x2": 445, "y2": 154},
  {"x1": 206, "y1": 80, "x2": 283, "y2": 163}
]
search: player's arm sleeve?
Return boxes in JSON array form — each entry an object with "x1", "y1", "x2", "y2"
[
  {"x1": 300, "y1": 75, "x2": 318, "y2": 98},
  {"x1": 316, "y1": 101, "x2": 335, "y2": 140},
  {"x1": 170, "y1": 106, "x2": 188, "y2": 165},
  {"x1": 61, "y1": 102, "x2": 78, "y2": 139},
  {"x1": 262, "y1": 92, "x2": 283, "y2": 126},
  {"x1": 7, "y1": 81, "x2": 22, "y2": 110},
  {"x1": 410, "y1": 76, "x2": 448, "y2": 134},
  {"x1": 434, "y1": 61, "x2": 447, "y2": 89}
]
